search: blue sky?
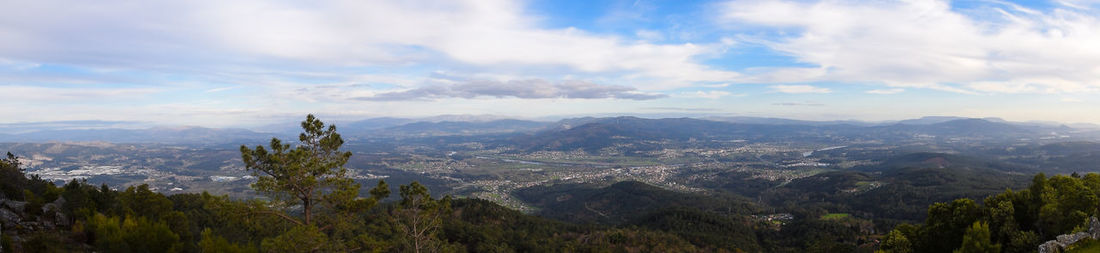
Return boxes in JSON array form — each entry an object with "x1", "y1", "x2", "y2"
[{"x1": 2, "y1": 0, "x2": 1100, "y2": 127}]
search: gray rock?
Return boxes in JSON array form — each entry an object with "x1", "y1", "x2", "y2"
[
  {"x1": 1039, "y1": 240, "x2": 1061, "y2": 253},
  {"x1": 0, "y1": 200, "x2": 25, "y2": 212},
  {"x1": 1056, "y1": 232, "x2": 1090, "y2": 245},
  {"x1": 55, "y1": 211, "x2": 69, "y2": 227},
  {"x1": 39, "y1": 218, "x2": 54, "y2": 230},
  {"x1": 21, "y1": 221, "x2": 38, "y2": 231},
  {"x1": 42, "y1": 202, "x2": 59, "y2": 215},
  {"x1": 0, "y1": 207, "x2": 20, "y2": 227},
  {"x1": 1090, "y1": 216, "x2": 1100, "y2": 238},
  {"x1": 51, "y1": 196, "x2": 65, "y2": 207},
  {"x1": 1039, "y1": 216, "x2": 1100, "y2": 253}
]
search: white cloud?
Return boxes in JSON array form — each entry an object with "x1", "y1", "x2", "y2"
[
  {"x1": 203, "y1": 87, "x2": 235, "y2": 93},
  {"x1": 0, "y1": 0, "x2": 738, "y2": 90},
  {"x1": 866, "y1": 88, "x2": 905, "y2": 94},
  {"x1": 677, "y1": 90, "x2": 735, "y2": 99},
  {"x1": 771, "y1": 85, "x2": 831, "y2": 94},
  {"x1": 720, "y1": 0, "x2": 1100, "y2": 94},
  {"x1": 0, "y1": 85, "x2": 164, "y2": 101}
]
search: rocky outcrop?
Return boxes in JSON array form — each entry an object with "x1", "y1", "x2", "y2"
[
  {"x1": 39, "y1": 196, "x2": 68, "y2": 229},
  {"x1": 1, "y1": 198, "x2": 24, "y2": 253},
  {"x1": 1039, "y1": 217, "x2": 1100, "y2": 253},
  {"x1": 1, "y1": 196, "x2": 70, "y2": 252},
  {"x1": 1, "y1": 199, "x2": 25, "y2": 227}
]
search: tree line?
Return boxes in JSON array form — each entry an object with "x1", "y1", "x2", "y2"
[{"x1": 879, "y1": 173, "x2": 1100, "y2": 253}]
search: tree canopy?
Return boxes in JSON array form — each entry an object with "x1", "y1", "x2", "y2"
[{"x1": 239, "y1": 114, "x2": 390, "y2": 251}]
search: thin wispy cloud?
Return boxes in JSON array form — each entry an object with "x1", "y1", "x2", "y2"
[
  {"x1": 866, "y1": 88, "x2": 905, "y2": 95},
  {"x1": 0, "y1": 85, "x2": 165, "y2": 101},
  {"x1": 355, "y1": 80, "x2": 667, "y2": 101},
  {"x1": 676, "y1": 91, "x2": 737, "y2": 99},
  {"x1": 204, "y1": 87, "x2": 235, "y2": 93},
  {"x1": 770, "y1": 85, "x2": 831, "y2": 94},
  {"x1": 773, "y1": 102, "x2": 825, "y2": 106}
]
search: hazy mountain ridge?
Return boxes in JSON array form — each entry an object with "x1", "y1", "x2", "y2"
[
  {"x1": 370, "y1": 119, "x2": 550, "y2": 137},
  {"x1": 705, "y1": 116, "x2": 879, "y2": 126},
  {"x1": 0, "y1": 116, "x2": 1087, "y2": 146},
  {"x1": 517, "y1": 117, "x2": 1074, "y2": 152},
  {"x1": 0, "y1": 126, "x2": 276, "y2": 145},
  {"x1": 0, "y1": 120, "x2": 152, "y2": 134}
]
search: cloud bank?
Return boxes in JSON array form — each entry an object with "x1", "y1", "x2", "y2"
[
  {"x1": 0, "y1": 0, "x2": 736, "y2": 89},
  {"x1": 721, "y1": 0, "x2": 1100, "y2": 94},
  {"x1": 356, "y1": 80, "x2": 667, "y2": 101}
]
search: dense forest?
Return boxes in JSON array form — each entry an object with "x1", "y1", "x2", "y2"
[{"x1": 879, "y1": 173, "x2": 1100, "y2": 253}]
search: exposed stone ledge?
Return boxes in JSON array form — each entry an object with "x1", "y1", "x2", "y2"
[{"x1": 1039, "y1": 217, "x2": 1100, "y2": 253}]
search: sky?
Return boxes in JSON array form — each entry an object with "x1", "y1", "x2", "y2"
[{"x1": 3, "y1": 0, "x2": 1100, "y2": 127}]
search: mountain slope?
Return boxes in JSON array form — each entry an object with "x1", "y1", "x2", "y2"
[
  {"x1": 515, "y1": 117, "x2": 838, "y2": 152},
  {"x1": 517, "y1": 117, "x2": 1065, "y2": 153},
  {"x1": 761, "y1": 152, "x2": 1031, "y2": 222},
  {"x1": 514, "y1": 181, "x2": 762, "y2": 251},
  {"x1": 515, "y1": 181, "x2": 756, "y2": 224}
]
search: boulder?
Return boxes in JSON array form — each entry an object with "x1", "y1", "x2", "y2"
[
  {"x1": 0, "y1": 207, "x2": 20, "y2": 227},
  {"x1": 1090, "y1": 216, "x2": 1100, "y2": 238},
  {"x1": 0, "y1": 199, "x2": 25, "y2": 212},
  {"x1": 1039, "y1": 240, "x2": 1061, "y2": 253},
  {"x1": 1056, "y1": 232, "x2": 1091, "y2": 245},
  {"x1": 1039, "y1": 216, "x2": 1100, "y2": 253}
]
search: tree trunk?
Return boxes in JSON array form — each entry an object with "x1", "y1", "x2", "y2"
[{"x1": 304, "y1": 197, "x2": 312, "y2": 225}]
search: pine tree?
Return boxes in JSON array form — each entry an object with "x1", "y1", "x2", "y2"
[
  {"x1": 394, "y1": 181, "x2": 453, "y2": 253},
  {"x1": 239, "y1": 114, "x2": 390, "y2": 251},
  {"x1": 955, "y1": 221, "x2": 1001, "y2": 253}
]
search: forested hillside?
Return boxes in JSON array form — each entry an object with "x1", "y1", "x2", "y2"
[{"x1": 880, "y1": 173, "x2": 1100, "y2": 253}]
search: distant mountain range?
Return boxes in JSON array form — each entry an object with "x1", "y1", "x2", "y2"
[
  {"x1": 514, "y1": 116, "x2": 1084, "y2": 152},
  {"x1": 704, "y1": 116, "x2": 879, "y2": 126},
  {"x1": 0, "y1": 116, "x2": 1093, "y2": 144},
  {"x1": 0, "y1": 126, "x2": 275, "y2": 145}
]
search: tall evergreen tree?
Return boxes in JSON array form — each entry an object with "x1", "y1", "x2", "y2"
[{"x1": 239, "y1": 114, "x2": 389, "y2": 251}]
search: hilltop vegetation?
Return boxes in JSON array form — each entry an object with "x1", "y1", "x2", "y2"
[{"x1": 880, "y1": 173, "x2": 1100, "y2": 253}]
